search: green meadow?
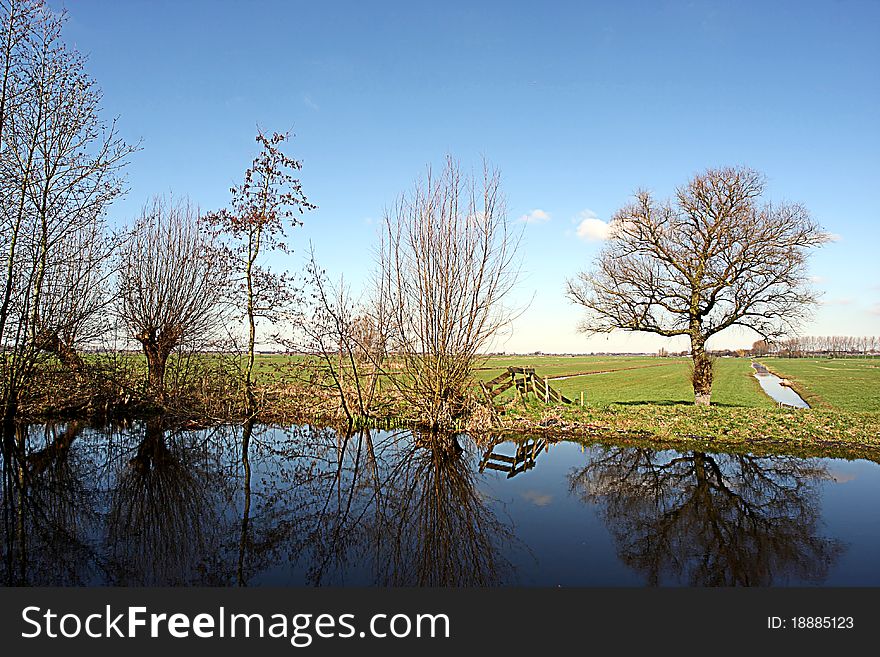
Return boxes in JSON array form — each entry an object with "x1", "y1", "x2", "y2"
[
  {"x1": 471, "y1": 355, "x2": 879, "y2": 455},
  {"x1": 100, "y1": 352, "x2": 880, "y2": 416},
  {"x1": 68, "y1": 351, "x2": 879, "y2": 452},
  {"x1": 760, "y1": 357, "x2": 880, "y2": 412},
  {"x1": 477, "y1": 355, "x2": 774, "y2": 408}
]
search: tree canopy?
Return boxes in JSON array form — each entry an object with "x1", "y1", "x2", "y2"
[{"x1": 567, "y1": 166, "x2": 829, "y2": 404}]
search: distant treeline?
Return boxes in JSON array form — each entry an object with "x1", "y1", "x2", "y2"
[{"x1": 751, "y1": 336, "x2": 880, "y2": 358}]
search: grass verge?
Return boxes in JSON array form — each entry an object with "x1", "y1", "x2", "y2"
[{"x1": 483, "y1": 398, "x2": 880, "y2": 462}]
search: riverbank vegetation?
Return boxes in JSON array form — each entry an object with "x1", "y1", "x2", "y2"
[
  {"x1": 16, "y1": 350, "x2": 879, "y2": 456},
  {"x1": 0, "y1": 1, "x2": 876, "y2": 459}
]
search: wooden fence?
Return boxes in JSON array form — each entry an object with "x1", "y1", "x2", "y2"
[{"x1": 479, "y1": 366, "x2": 574, "y2": 409}]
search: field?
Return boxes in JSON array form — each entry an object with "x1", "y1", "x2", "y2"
[
  {"x1": 98, "y1": 352, "x2": 879, "y2": 415},
  {"x1": 477, "y1": 355, "x2": 774, "y2": 408},
  {"x1": 760, "y1": 358, "x2": 880, "y2": 412},
  {"x1": 62, "y1": 351, "x2": 880, "y2": 453},
  {"x1": 472, "y1": 355, "x2": 880, "y2": 456},
  {"x1": 245, "y1": 353, "x2": 879, "y2": 413}
]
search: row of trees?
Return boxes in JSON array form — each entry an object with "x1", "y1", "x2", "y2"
[
  {"x1": 0, "y1": 1, "x2": 321, "y2": 422},
  {"x1": 116, "y1": 153, "x2": 516, "y2": 429},
  {"x1": 753, "y1": 336, "x2": 880, "y2": 358},
  {"x1": 119, "y1": 131, "x2": 315, "y2": 416},
  {"x1": 0, "y1": 0, "x2": 518, "y2": 429}
]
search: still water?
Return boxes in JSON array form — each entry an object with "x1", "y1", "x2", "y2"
[
  {"x1": 752, "y1": 362, "x2": 811, "y2": 408},
  {"x1": 2, "y1": 421, "x2": 878, "y2": 586}
]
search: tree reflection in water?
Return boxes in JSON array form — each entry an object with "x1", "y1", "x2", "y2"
[
  {"x1": 238, "y1": 427, "x2": 516, "y2": 586},
  {"x1": 1, "y1": 422, "x2": 100, "y2": 585},
  {"x1": 3, "y1": 422, "x2": 852, "y2": 587},
  {"x1": 105, "y1": 418, "x2": 231, "y2": 585},
  {"x1": 374, "y1": 430, "x2": 515, "y2": 586},
  {"x1": 569, "y1": 448, "x2": 845, "y2": 585}
]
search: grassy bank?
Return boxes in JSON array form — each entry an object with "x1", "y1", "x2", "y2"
[
  {"x1": 488, "y1": 397, "x2": 880, "y2": 457},
  {"x1": 23, "y1": 352, "x2": 880, "y2": 457},
  {"x1": 760, "y1": 357, "x2": 880, "y2": 412}
]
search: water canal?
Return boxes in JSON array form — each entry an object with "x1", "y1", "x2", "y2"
[
  {"x1": 753, "y1": 361, "x2": 811, "y2": 408},
  {"x1": 2, "y1": 421, "x2": 877, "y2": 586}
]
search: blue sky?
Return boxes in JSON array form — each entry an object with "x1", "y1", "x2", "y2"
[{"x1": 55, "y1": 0, "x2": 879, "y2": 352}]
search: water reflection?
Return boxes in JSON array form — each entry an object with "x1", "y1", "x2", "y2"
[
  {"x1": 237, "y1": 427, "x2": 516, "y2": 586},
  {"x1": 569, "y1": 448, "x2": 845, "y2": 585},
  {"x1": 479, "y1": 437, "x2": 548, "y2": 478},
  {"x1": 374, "y1": 430, "x2": 515, "y2": 585},
  {"x1": 105, "y1": 418, "x2": 227, "y2": 585},
  {"x1": 2, "y1": 422, "x2": 99, "y2": 585},
  {"x1": 0, "y1": 422, "x2": 867, "y2": 586}
]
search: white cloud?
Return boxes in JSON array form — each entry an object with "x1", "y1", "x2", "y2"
[
  {"x1": 808, "y1": 275, "x2": 824, "y2": 284},
  {"x1": 824, "y1": 232, "x2": 842, "y2": 242},
  {"x1": 521, "y1": 490, "x2": 553, "y2": 507},
  {"x1": 575, "y1": 209, "x2": 611, "y2": 242},
  {"x1": 519, "y1": 209, "x2": 550, "y2": 224},
  {"x1": 303, "y1": 94, "x2": 319, "y2": 111},
  {"x1": 819, "y1": 297, "x2": 854, "y2": 306},
  {"x1": 830, "y1": 471, "x2": 857, "y2": 483}
]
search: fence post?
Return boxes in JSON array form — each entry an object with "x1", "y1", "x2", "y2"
[
  {"x1": 544, "y1": 379, "x2": 549, "y2": 404},
  {"x1": 580, "y1": 391, "x2": 584, "y2": 406}
]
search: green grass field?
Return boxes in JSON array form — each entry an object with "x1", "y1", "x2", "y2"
[
  {"x1": 478, "y1": 355, "x2": 774, "y2": 408},
  {"x1": 106, "y1": 351, "x2": 880, "y2": 415},
  {"x1": 479, "y1": 355, "x2": 880, "y2": 457},
  {"x1": 761, "y1": 358, "x2": 880, "y2": 412}
]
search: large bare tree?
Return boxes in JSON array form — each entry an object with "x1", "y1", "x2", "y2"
[
  {"x1": 118, "y1": 196, "x2": 224, "y2": 401},
  {"x1": 567, "y1": 166, "x2": 829, "y2": 405},
  {"x1": 379, "y1": 157, "x2": 520, "y2": 428}
]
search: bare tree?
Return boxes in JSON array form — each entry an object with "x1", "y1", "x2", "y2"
[
  {"x1": 751, "y1": 339, "x2": 769, "y2": 357},
  {"x1": 0, "y1": 1, "x2": 132, "y2": 419},
  {"x1": 379, "y1": 157, "x2": 520, "y2": 428},
  {"x1": 567, "y1": 166, "x2": 829, "y2": 405},
  {"x1": 117, "y1": 196, "x2": 224, "y2": 401},
  {"x1": 205, "y1": 130, "x2": 315, "y2": 417},
  {"x1": 288, "y1": 247, "x2": 388, "y2": 423},
  {"x1": 31, "y1": 221, "x2": 117, "y2": 372}
]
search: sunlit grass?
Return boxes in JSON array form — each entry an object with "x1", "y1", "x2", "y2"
[
  {"x1": 761, "y1": 358, "x2": 880, "y2": 412},
  {"x1": 477, "y1": 355, "x2": 773, "y2": 408}
]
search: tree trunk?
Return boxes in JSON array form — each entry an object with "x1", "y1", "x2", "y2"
[
  {"x1": 146, "y1": 350, "x2": 166, "y2": 400},
  {"x1": 690, "y1": 337, "x2": 713, "y2": 406},
  {"x1": 237, "y1": 419, "x2": 253, "y2": 586},
  {"x1": 137, "y1": 332, "x2": 171, "y2": 402},
  {"x1": 33, "y1": 329, "x2": 85, "y2": 373}
]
